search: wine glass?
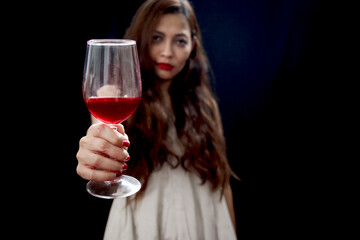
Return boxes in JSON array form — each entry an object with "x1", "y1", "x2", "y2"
[{"x1": 82, "y1": 39, "x2": 142, "y2": 199}]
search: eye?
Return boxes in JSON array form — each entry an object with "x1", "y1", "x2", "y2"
[
  {"x1": 152, "y1": 35, "x2": 162, "y2": 43},
  {"x1": 175, "y1": 38, "x2": 188, "y2": 47}
]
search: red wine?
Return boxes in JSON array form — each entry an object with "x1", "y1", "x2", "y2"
[{"x1": 85, "y1": 97, "x2": 141, "y2": 124}]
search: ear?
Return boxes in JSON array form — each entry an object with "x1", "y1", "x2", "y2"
[
  {"x1": 191, "y1": 36, "x2": 197, "y2": 52},
  {"x1": 189, "y1": 36, "x2": 197, "y2": 58}
]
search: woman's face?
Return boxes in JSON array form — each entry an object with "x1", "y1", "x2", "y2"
[{"x1": 149, "y1": 13, "x2": 194, "y2": 81}]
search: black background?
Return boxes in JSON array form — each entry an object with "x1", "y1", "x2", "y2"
[{"x1": 6, "y1": 0, "x2": 352, "y2": 239}]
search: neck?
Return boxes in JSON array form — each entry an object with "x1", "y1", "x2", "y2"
[
  {"x1": 159, "y1": 79, "x2": 173, "y2": 109},
  {"x1": 159, "y1": 79, "x2": 172, "y2": 94}
]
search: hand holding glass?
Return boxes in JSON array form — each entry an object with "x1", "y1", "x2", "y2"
[{"x1": 82, "y1": 39, "x2": 142, "y2": 198}]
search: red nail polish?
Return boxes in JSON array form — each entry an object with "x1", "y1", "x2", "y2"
[
  {"x1": 123, "y1": 141, "x2": 130, "y2": 148},
  {"x1": 126, "y1": 155, "x2": 131, "y2": 161},
  {"x1": 116, "y1": 171, "x2": 122, "y2": 178},
  {"x1": 122, "y1": 163, "x2": 128, "y2": 171}
]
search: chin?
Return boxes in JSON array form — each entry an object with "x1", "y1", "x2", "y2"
[{"x1": 156, "y1": 71, "x2": 176, "y2": 81}]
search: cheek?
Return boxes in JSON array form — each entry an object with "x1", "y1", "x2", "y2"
[
  {"x1": 149, "y1": 45, "x2": 159, "y2": 61},
  {"x1": 176, "y1": 49, "x2": 191, "y2": 69}
]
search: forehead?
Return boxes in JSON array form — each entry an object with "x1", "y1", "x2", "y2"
[{"x1": 155, "y1": 13, "x2": 191, "y2": 36}]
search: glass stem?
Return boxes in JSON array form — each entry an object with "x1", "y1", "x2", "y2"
[{"x1": 107, "y1": 124, "x2": 122, "y2": 182}]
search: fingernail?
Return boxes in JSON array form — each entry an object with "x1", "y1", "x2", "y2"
[
  {"x1": 123, "y1": 141, "x2": 130, "y2": 148},
  {"x1": 122, "y1": 163, "x2": 128, "y2": 171},
  {"x1": 116, "y1": 171, "x2": 123, "y2": 178},
  {"x1": 126, "y1": 155, "x2": 131, "y2": 161}
]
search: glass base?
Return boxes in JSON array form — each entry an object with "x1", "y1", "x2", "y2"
[{"x1": 86, "y1": 175, "x2": 141, "y2": 199}]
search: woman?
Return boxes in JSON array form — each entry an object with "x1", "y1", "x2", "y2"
[{"x1": 76, "y1": 0, "x2": 237, "y2": 239}]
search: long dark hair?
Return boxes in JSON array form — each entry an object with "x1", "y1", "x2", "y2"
[{"x1": 124, "y1": 0, "x2": 233, "y2": 199}]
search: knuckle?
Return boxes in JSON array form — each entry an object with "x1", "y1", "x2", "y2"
[
  {"x1": 95, "y1": 123, "x2": 107, "y2": 134},
  {"x1": 92, "y1": 154, "x2": 103, "y2": 168},
  {"x1": 97, "y1": 140, "x2": 109, "y2": 152},
  {"x1": 76, "y1": 151, "x2": 81, "y2": 161},
  {"x1": 76, "y1": 164, "x2": 100, "y2": 181},
  {"x1": 113, "y1": 138, "x2": 123, "y2": 148},
  {"x1": 87, "y1": 124, "x2": 96, "y2": 134},
  {"x1": 76, "y1": 149, "x2": 87, "y2": 163},
  {"x1": 76, "y1": 165, "x2": 81, "y2": 175},
  {"x1": 87, "y1": 170, "x2": 96, "y2": 181},
  {"x1": 79, "y1": 136, "x2": 87, "y2": 146},
  {"x1": 88, "y1": 123, "x2": 104, "y2": 136},
  {"x1": 76, "y1": 164, "x2": 88, "y2": 179},
  {"x1": 110, "y1": 149, "x2": 125, "y2": 162}
]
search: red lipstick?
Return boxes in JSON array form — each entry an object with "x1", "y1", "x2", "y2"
[{"x1": 157, "y1": 62, "x2": 174, "y2": 71}]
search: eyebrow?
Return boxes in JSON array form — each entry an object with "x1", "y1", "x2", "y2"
[{"x1": 153, "y1": 30, "x2": 189, "y2": 39}]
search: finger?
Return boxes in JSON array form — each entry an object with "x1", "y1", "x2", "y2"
[
  {"x1": 78, "y1": 147, "x2": 126, "y2": 171},
  {"x1": 88, "y1": 123, "x2": 127, "y2": 148},
  {"x1": 116, "y1": 124, "x2": 130, "y2": 148},
  {"x1": 82, "y1": 136, "x2": 129, "y2": 162},
  {"x1": 88, "y1": 151, "x2": 126, "y2": 171},
  {"x1": 76, "y1": 164, "x2": 119, "y2": 181},
  {"x1": 116, "y1": 124, "x2": 125, "y2": 135}
]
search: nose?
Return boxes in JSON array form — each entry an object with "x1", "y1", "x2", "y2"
[{"x1": 161, "y1": 40, "x2": 173, "y2": 58}]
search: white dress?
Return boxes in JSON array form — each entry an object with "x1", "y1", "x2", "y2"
[{"x1": 104, "y1": 125, "x2": 237, "y2": 240}]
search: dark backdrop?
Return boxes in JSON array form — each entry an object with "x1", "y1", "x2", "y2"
[{"x1": 11, "y1": 0, "x2": 347, "y2": 239}]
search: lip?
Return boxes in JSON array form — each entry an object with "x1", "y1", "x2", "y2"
[{"x1": 157, "y1": 62, "x2": 174, "y2": 71}]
